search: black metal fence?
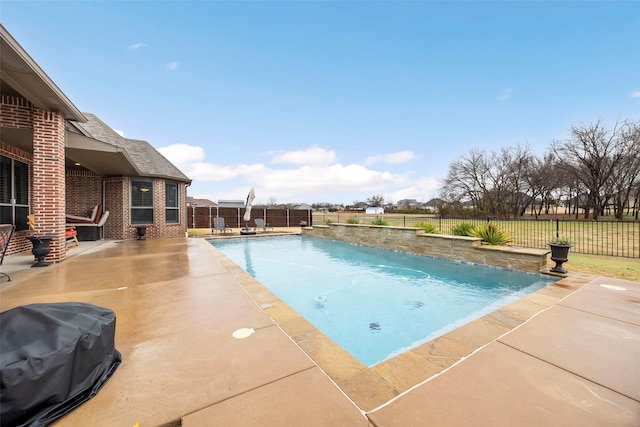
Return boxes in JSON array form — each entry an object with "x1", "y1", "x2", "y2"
[
  {"x1": 316, "y1": 214, "x2": 640, "y2": 258},
  {"x1": 187, "y1": 207, "x2": 312, "y2": 229}
]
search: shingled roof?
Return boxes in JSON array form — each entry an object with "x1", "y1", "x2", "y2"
[{"x1": 69, "y1": 113, "x2": 190, "y2": 183}]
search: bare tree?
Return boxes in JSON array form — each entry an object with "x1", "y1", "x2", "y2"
[
  {"x1": 441, "y1": 148, "x2": 490, "y2": 211},
  {"x1": 525, "y1": 153, "x2": 563, "y2": 217},
  {"x1": 366, "y1": 194, "x2": 385, "y2": 207},
  {"x1": 550, "y1": 119, "x2": 635, "y2": 220},
  {"x1": 607, "y1": 121, "x2": 640, "y2": 219},
  {"x1": 441, "y1": 145, "x2": 535, "y2": 218}
]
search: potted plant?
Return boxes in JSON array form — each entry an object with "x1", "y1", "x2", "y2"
[{"x1": 548, "y1": 236, "x2": 572, "y2": 273}]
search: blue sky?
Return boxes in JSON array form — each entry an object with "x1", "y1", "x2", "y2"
[{"x1": 3, "y1": 1, "x2": 639, "y2": 205}]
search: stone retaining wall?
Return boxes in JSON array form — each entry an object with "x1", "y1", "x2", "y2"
[{"x1": 301, "y1": 223, "x2": 550, "y2": 273}]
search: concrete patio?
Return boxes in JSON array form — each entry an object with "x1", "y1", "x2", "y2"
[{"x1": 1, "y1": 236, "x2": 638, "y2": 426}]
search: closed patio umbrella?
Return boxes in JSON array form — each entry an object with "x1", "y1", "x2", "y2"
[{"x1": 243, "y1": 188, "x2": 256, "y2": 232}]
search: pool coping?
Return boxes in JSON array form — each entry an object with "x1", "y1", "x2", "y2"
[{"x1": 208, "y1": 237, "x2": 596, "y2": 412}]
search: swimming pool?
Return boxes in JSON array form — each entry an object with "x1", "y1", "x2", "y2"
[{"x1": 211, "y1": 235, "x2": 558, "y2": 366}]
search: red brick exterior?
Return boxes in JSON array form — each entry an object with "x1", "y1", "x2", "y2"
[
  {"x1": 31, "y1": 108, "x2": 66, "y2": 262},
  {"x1": 104, "y1": 177, "x2": 188, "y2": 240},
  {"x1": 0, "y1": 95, "x2": 32, "y2": 128},
  {"x1": 66, "y1": 170, "x2": 103, "y2": 216},
  {"x1": 2, "y1": 95, "x2": 188, "y2": 263}
]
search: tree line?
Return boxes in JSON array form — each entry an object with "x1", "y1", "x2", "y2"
[{"x1": 440, "y1": 118, "x2": 640, "y2": 220}]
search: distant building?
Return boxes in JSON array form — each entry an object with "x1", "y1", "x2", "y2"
[
  {"x1": 187, "y1": 197, "x2": 217, "y2": 207},
  {"x1": 294, "y1": 204, "x2": 313, "y2": 210},
  {"x1": 425, "y1": 198, "x2": 445, "y2": 208},
  {"x1": 218, "y1": 200, "x2": 246, "y2": 208},
  {"x1": 397, "y1": 199, "x2": 419, "y2": 210},
  {"x1": 365, "y1": 207, "x2": 384, "y2": 215}
]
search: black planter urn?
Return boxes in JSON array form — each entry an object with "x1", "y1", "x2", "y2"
[
  {"x1": 28, "y1": 236, "x2": 54, "y2": 267},
  {"x1": 135, "y1": 227, "x2": 147, "y2": 240},
  {"x1": 548, "y1": 243, "x2": 571, "y2": 274}
]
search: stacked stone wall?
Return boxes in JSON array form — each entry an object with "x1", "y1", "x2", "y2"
[{"x1": 302, "y1": 223, "x2": 550, "y2": 273}]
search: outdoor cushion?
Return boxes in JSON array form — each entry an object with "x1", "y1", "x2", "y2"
[
  {"x1": 93, "y1": 204, "x2": 103, "y2": 224},
  {"x1": 65, "y1": 205, "x2": 100, "y2": 224},
  {"x1": 0, "y1": 302, "x2": 121, "y2": 426}
]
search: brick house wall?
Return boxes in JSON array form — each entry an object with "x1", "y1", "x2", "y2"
[
  {"x1": 2, "y1": 94, "x2": 188, "y2": 262},
  {"x1": 66, "y1": 170, "x2": 102, "y2": 217},
  {"x1": 1, "y1": 97, "x2": 68, "y2": 260},
  {"x1": 31, "y1": 108, "x2": 66, "y2": 262},
  {"x1": 104, "y1": 177, "x2": 188, "y2": 240},
  {"x1": 104, "y1": 176, "x2": 128, "y2": 240}
]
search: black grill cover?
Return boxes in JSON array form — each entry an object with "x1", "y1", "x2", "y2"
[{"x1": 1, "y1": 302, "x2": 121, "y2": 427}]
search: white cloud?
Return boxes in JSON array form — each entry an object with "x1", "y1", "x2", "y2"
[
  {"x1": 158, "y1": 144, "x2": 205, "y2": 165},
  {"x1": 127, "y1": 42, "x2": 146, "y2": 49},
  {"x1": 260, "y1": 164, "x2": 405, "y2": 192},
  {"x1": 632, "y1": 90, "x2": 640, "y2": 98},
  {"x1": 114, "y1": 129, "x2": 124, "y2": 137},
  {"x1": 158, "y1": 144, "x2": 267, "y2": 182},
  {"x1": 166, "y1": 61, "x2": 179, "y2": 70},
  {"x1": 270, "y1": 146, "x2": 337, "y2": 166},
  {"x1": 167, "y1": 144, "x2": 437, "y2": 205},
  {"x1": 364, "y1": 151, "x2": 416, "y2": 165}
]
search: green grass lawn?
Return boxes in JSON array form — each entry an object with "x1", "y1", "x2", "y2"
[{"x1": 558, "y1": 253, "x2": 640, "y2": 282}]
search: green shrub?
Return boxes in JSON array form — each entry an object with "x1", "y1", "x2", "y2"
[
  {"x1": 451, "y1": 222, "x2": 476, "y2": 237},
  {"x1": 346, "y1": 217, "x2": 361, "y2": 224},
  {"x1": 370, "y1": 217, "x2": 390, "y2": 226},
  {"x1": 413, "y1": 221, "x2": 440, "y2": 234},
  {"x1": 469, "y1": 223, "x2": 512, "y2": 245},
  {"x1": 550, "y1": 235, "x2": 572, "y2": 245},
  {"x1": 324, "y1": 217, "x2": 334, "y2": 224}
]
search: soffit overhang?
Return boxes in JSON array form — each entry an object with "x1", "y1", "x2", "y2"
[
  {"x1": 1, "y1": 24, "x2": 86, "y2": 122},
  {"x1": 66, "y1": 132, "x2": 140, "y2": 176}
]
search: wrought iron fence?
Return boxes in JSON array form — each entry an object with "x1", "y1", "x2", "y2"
[{"x1": 315, "y1": 213, "x2": 640, "y2": 258}]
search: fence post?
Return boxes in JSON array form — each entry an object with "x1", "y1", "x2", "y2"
[{"x1": 556, "y1": 218, "x2": 559, "y2": 239}]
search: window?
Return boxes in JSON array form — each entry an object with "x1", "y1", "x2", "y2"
[
  {"x1": 131, "y1": 179, "x2": 153, "y2": 224},
  {"x1": 165, "y1": 181, "x2": 179, "y2": 223},
  {"x1": 0, "y1": 155, "x2": 30, "y2": 231}
]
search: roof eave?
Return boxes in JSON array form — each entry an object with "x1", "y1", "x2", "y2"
[{"x1": 1, "y1": 24, "x2": 86, "y2": 122}]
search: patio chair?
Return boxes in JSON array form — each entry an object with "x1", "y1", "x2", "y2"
[
  {"x1": 65, "y1": 226, "x2": 80, "y2": 248},
  {"x1": 65, "y1": 204, "x2": 100, "y2": 224},
  {"x1": 254, "y1": 218, "x2": 273, "y2": 232},
  {"x1": 1, "y1": 224, "x2": 15, "y2": 282},
  {"x1": 28, "y1": 214, "x2": 80, "y2": 249},
  {"x1": 213, "y1": 217, "x2": 231, "y2": 233}
]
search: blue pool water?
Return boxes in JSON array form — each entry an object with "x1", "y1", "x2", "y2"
[{"x1": 211, "y1": 236, "x2": 557, "y2": 366}]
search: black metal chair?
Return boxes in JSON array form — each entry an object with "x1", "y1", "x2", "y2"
[{"x1": 0, "y1": 225, "x2": 16, "y2": 282}]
